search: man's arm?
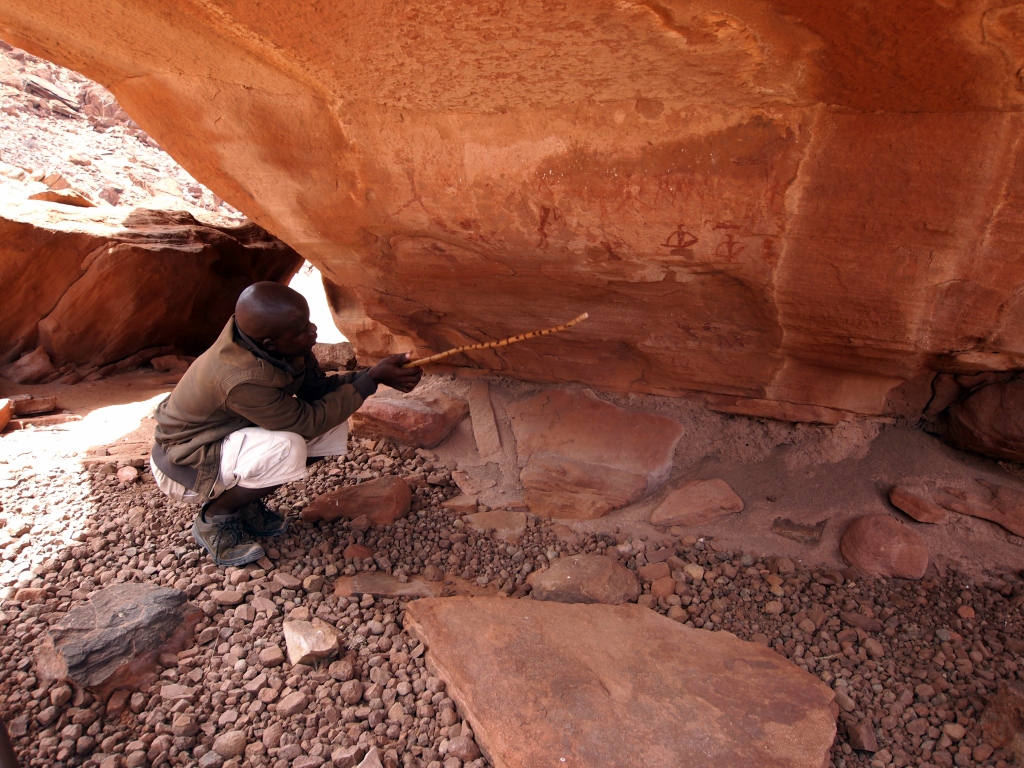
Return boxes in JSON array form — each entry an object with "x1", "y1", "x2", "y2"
[{"x1": 226, "y1": 353, "x2": 421, "y2": 438}]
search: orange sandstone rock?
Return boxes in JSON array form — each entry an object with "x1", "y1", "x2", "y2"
[{"x1": 3, "y1": 2, "x2": 1024, "y2": 415}]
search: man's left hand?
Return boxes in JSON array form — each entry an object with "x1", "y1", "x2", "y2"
[{"x1": 368, "y1": 353, "x2": 422, "y2": 393}]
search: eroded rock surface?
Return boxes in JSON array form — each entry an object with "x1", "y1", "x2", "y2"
[
  {"x1": 0, "y1": 197, "x2": 301, "y2": 373},
  {"x1": 3, "y1": 3, "x2": 1023, "y2": 415},
  {"x1": 508, "y1": 389, "x2": 683, "y2": 518},
  {"x1": 404, "y1": 597, "x2": 836, "y2": 768}
]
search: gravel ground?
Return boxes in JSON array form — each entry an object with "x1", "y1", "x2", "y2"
[{"x1": 0, "y1": 435, "x2": 1022, "y2": 768}]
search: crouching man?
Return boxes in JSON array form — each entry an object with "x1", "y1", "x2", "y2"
[{"x1": 150, "y1": 281, "x2": 421, "y2": 566}]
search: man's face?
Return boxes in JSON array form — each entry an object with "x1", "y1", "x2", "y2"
[{"x1": 266, "y1": 310, "x2": 317, "y2": 358}]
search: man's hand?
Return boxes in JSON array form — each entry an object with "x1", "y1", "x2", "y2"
[{"x1": 368, "y1": 353, "x2": 422, "y2": 393}]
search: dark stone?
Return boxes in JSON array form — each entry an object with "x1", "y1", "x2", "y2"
[{"x1": 35, "y1": 583, "x2": 201, "y2": 698}]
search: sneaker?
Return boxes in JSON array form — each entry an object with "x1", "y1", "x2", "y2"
[
  {"x1": 238, "y1": 499, "x2": 289, "y2": 538},
  {"x1": 192, "y1": 509, "x2": 264, "y2": 567}
]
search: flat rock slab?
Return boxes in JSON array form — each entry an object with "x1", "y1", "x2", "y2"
[
  {"x1": 404, "y1": 598, "x2": 836, "y2": 768},
  {"x1": 462, "y1": 510, "x2": 527, "y2": 543},
  {"x1": 650, "y1": 479, "x2": 744, "y2": 527},
  {"x1": 333, "y1": 573, "x2": 496, "y2": 599},
  {"x1": 889, "y1": 484, "x2": 950, "y2": 524},
  {"x1": 301, "y1": 476, "x2": 411, "y2": 526},
  {"x1": 351, "y1": 390, "x2": 468, "y2": 448},
  {"x1": 35, "y1": 583, "x2": 201, "y2": 697},
  {"x1": 508, "y1": 389, "x2": 683, "y2": 519}
]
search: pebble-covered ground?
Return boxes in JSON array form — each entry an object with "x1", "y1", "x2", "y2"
[{"x1": 0, "y1": 435, "x2": 1022, "y2": 768}]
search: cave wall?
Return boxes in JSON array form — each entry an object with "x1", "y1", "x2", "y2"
[{"x1": 2, "y1": 1, "x2": 1023, "y2": 415}]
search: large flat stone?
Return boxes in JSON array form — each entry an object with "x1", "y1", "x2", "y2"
[
  {"x1": 404, "y1": 597, "x2": 836, "y2": 768},
  {"x1": 508, "y1": 390, "x2": 683, "y2": 518},
  {"x1": 351, "y1": 390, "x2": 468, "y2": 448}
]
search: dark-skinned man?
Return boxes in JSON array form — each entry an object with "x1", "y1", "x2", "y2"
[{"x1": 150, "y1": 282, "x2": 421, "y2": 566}]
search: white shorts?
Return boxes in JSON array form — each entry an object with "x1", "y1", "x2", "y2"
[{"x1": 151, "y1": 420, "x2": 349, "y2": 503}]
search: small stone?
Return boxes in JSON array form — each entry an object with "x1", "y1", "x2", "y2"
[
  {"x1": 212, "y1": 731, "x2": 246, "y2": 759},
  {"x1": 848, "y1": 721, "x2": 879, "y2": 752},
  {"x1": 764, "y1": 600, "x2": 783, "y2": 615},
  {"x1": 329, "y1": 659, "x2": 355, "y2": 681},
  {"x1": 331, "y1": 744, "x2": 365, "y2": 768},
  {"x1": 834, "y1": 689, "x2": 856, "y2": 712},
  {"x1": 276, "y1": 690, "x2": 310, "y2": 716},
  {"x1": 340, "y1": 680, "x2": 363, "y2": 705},
  {"x1": 303, "y1": 574, "x2": 325, "y2": 593},
  {"x1": 957, "y1": 605, "x2": 975, "y2": 619},
  {"x1": 172, "y1": 714, "x2": 198, "y2": 737},
  {"x1": 943, "y1": 722, "x2": 966, "y2": 741},
  {"x1": 212, "y1": 590, "x2": 244, "y2": 606},
  {"x1": 283, "y1": 619, "x2": 340, "y2": 665},
  {"x1": 117, "y1": 466, "x2": 139, "y2": 484},
  {"x1": 258, "y1": 645, "x2": 285, "y2": 667},
  {"x1": 446, "y1": 736, "x2": 481, "y2": 762},
  {"x1": 106, "y1": 689, "x2": 130, "y2": 716},
  {"x1": 344, "y1": 544, "x2": 373, "y2": 560}
]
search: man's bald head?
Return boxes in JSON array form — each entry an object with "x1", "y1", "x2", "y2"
[{"x1": 236, "y1": 282, "x2": 316, "y2": 357}]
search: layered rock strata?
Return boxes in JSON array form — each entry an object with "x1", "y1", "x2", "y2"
[{"x1": 3, "y1": 2, "x2": 1024, "y2": 415}]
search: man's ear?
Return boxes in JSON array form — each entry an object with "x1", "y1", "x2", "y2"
[{"x1": 262, "y1": 337, "x2": 277, "y2": 352}]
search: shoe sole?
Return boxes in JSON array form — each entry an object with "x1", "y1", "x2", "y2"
[{"x1": 191, "y1": 517, "x2": 264, "y2": 567}]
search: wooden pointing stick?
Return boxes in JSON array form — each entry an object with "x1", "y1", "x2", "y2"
[{"x1": 402, "y1": 313, "x2": 590, "y2": 369}]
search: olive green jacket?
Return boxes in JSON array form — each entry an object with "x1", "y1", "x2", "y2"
[{"x1": 153, "y1": 316, "x2": 374, "y2": 498}]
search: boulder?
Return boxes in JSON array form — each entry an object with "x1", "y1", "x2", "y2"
[
  {"x1": 839, "y1": 515, "x2": 929, "y2": 580},
  {"x1": 282, "y1": 619, "x2": 340, "y2": 665},
  {"x1": 889, "y1": 484, "x2": 950, "y2": 524},
  {"x1": 9, "y1": 394, "x2": 57, "y2": 415},
  {"x1": 1, "y1": 346, "x2": 56, "y2": 384},
  {"x1": 34, "y1": 583, "x2": 201, "y2": 698},
  {"x1": 0, "y1": 399, "x2": 9, "y2": 431},
  {"x1": 943, "y1": 379, "x2": 1024, "y2": 463},
  {"x1": 650, "y1": 479, "x2": 744, "y2": 528},
  {"x1": 404, "y1": 597, "x2": 836, "y2": 768},
  {"x1": 350, "y1": 390, "x2": 468, "y2": 448},
  {"x1": 0, "y1": 199, "x2": 301, "y2": 370},
  {"x1": 301, "y1": 475, "x2": 411, "y2": 526},
  {"x1": 508, "y1": 389, "x2": 683, "y2": 518},
  {"x1": 529, "y1": 554, "x2": 640, "y2": 605}
]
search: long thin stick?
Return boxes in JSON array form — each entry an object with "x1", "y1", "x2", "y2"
[{"x1": 402, "y1": 313, "x2": 589, "y2": 369}]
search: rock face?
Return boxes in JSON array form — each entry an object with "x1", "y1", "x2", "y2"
[
  {"x1": 34, "y1": 583, "x2": 201, "y2": 698},
  {"x1": 6, "y1": 4, "x2": 1024, "y2": 421},
  {"x1": 0, "y1": 196, "x2": 301, "y2": 370},
  {"x1": 404, "y1": 597, "x2": 836, "y2": 768},
  {"x1": 508, "y1": 389, "x2": 683, "y2": 518},
  {"x1": 529, "y1": 555, "x2": 641, "y2": 605},
  {"x1": 650, "y1": 479, "x2": 744, "y2": 528},
  {"x1": 301, "y1": 476, "x2": 412, "y2": 527},
  {"x1": 943, "y1": 379, "x2": 1024, "y2": 463},
  {"x1": 5, "y1": 3, "x2": 1024, "y2": 418},
  {"x1": 350, "y1": 390, "x2": 468, "y2": 448},
  {"x1": 839, "y1": 515, "x2": 929, "y2": 580}
]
